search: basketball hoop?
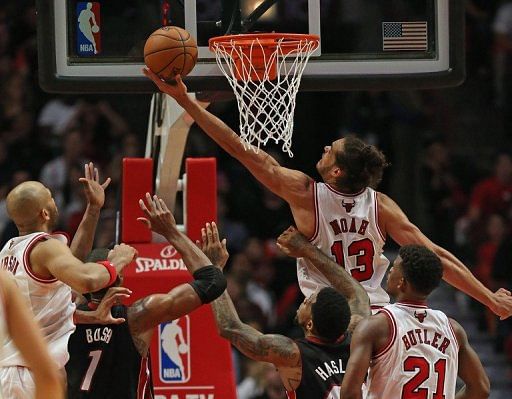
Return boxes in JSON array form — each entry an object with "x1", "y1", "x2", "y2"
[{"x1": 209, "y1": 33, "x2": 319, "y2": 157}]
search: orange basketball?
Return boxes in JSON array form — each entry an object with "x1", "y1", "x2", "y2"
[{"x1": 144, "y1": 26, "x2": 198, "y2": 79}]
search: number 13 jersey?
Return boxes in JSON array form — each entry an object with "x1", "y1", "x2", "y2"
[{"x1": 297, "y1": 183, "x2": 389, "y2": 306}]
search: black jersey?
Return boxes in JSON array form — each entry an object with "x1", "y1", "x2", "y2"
[
  {"x1": 66, "y1": 305, "x2": 153, "y2": 399},
  {"x1": 288, "y1": 335, "x2": 351, "y2": 399}
]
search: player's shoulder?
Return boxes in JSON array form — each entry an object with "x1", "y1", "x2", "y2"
[
  {"x1": 353, "y1": 312, "x2": 389, "y2": 338},
  {"x1": 447, "y1": 317, "x2": 467, "y2": 344}
]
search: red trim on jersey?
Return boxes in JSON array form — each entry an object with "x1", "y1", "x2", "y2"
[
  {"x1": 324, "y1": 184, "x2": 366, "y2": 197},
  {"x1": 137, "y1": 356, "x2": 152, "y2": 399},
  {"x1": 308, "y1": 182, "x2": 320, "y2": 242},
  {"x1": 396, "y1": 300, "x2": 428, "y2": 309},
  {"x1": 23, "y1": 233, "x2": 58, "y2": 284},
  {"x1": 50, "y1": 231, "x2": 70, "y2": 245},
  {"x1": 372, "y1": 308, "x2": 397, "y2": 359},
  {"x1": 371, "y1": 305, "x2": 384, "y2": 310},
  {"x1": 374, "y1": 191, "x2": 386, "y2": 241},
  {"x1": 286, "y1": 390, "x2": 297, "y2": 399},
  {"x1": 447, "y1": 320, "x2": 459, "y2": 351},
  {"x1": 306, "y1": 334, "x2": 346, "y2": 346}
]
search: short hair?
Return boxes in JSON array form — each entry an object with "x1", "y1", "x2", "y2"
[
  {"x1": 334, "y1": 136, "x2": 388, "y2": 192},
  {"x1": 311, "y1": 287, "x2": 351, "y2": 342},
  {"x1": 399, "y1": 245, "x2": 443, "y2": 296}
]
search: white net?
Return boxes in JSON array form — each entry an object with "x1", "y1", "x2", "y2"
[{"x1": 210, "y1": 34, "x2": 319, "y2": 157}]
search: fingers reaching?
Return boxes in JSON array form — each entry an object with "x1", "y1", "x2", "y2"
[{"x1": 101, "y1": 177, "x2": 112, "y2": 189}]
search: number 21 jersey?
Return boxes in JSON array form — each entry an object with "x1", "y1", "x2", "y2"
[
  {"x1": 297, "y1": 183, "x2": 389, "y2": 306},
  {"x1": 367, "y1": 302, "x2": 458, "y2": 399}
]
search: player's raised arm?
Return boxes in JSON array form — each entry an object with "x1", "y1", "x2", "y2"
[
  {"x1": 378, "y1": 192, "x2": 512, "y2": 319},
  {"x1": 127, "y1": 195, "x2": 227, "y2": 356},
  {"x1": 70, "y1": 162, "x2": 111, "y2": 261},
  {"x1": 31, "y1": 239, "x2": 137, "y2": 294},
  {"x1": 277, "y1": 226, "x2": 370, "y2": 331},
  {"x1": 197, "y1": 223, "x2": 301, "y2": 369},
  {"x1": 143, "y1": 69, "x2": 313, "y2": 206}
]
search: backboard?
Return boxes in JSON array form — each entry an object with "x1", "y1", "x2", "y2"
[{"x1": 37, "y1": 0, "x2": 465, "y2": 93}]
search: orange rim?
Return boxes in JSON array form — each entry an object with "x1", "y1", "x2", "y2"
[{"x1": 209, "y1": 33, "x2": 320, "y2": 52}]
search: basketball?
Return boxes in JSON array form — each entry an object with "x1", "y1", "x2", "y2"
[
  {"x1": 144, "y1": 26, "x2": 198, "y2": 80},
  {"x1": 178, "y1": 343, "x2": 188, "y2": 354},
  {"x1": 91, "y1": 25, "x2": 99, "y2": 34}
]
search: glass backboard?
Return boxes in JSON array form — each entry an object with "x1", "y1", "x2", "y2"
[{"x1": 37, "y1": 0, "x2": 465, "y2": 93}]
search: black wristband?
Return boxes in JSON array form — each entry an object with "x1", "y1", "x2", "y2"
[{"x1": 189, "y1": 265, "x2": 227, "y2": 304}]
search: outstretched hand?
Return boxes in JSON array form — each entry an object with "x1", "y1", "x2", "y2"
[
  {"x1": 93, "y1": 287, "x2": 132, "y2": 325},
  {"x1": 138, "y1": 193, "x2": 177, "y2": 238},
  {"x1": 78, "y1": 162, "x2": 111, "y2": 209},
  {"x1": 143, "y1": 68, "x2": 188, "y2": 99},
  {"x1": 197, "y1": 222, "x2": 229, "y2": 268},
  {"x1": 491, "y1": 288, "x2": 512, "y2": 320},
  {"x1": 276, "y1": 226, "x2": 309, "y2": 258}
]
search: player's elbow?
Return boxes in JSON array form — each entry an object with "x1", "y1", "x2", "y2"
[
  {"x1": 474, "y1": 374, "x2": 490, "y2": 398},
  {"x1": 75, "y1": 274, "x2": 102, "y2": 294}
]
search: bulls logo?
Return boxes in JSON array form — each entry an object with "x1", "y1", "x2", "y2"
[
  {"x1": 159, "y1": 317, "x2": 191, "y2": 383},
  {"x1": 414, "y1": 310, "x2": 427, "y2": 323},
  {"x1": 342, "y1": 199, "x2": 356, "y2": 213}
]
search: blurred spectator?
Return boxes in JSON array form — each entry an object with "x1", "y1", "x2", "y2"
[
  {"x1": 468, "y1": 152, "x2": 512, "y2": 220},
  {"x1": 420, "y1": 139, "x2": 467, "y2": 250},
  {"x1": 253, "y1": 367, "x2": 287, "y2": 399},
  {"x1": 37, "y1": 97, "x2": 80, "y2": 137},
  {"x1": 237, "y1": 362, "x2": 275, "y2": 399},
  {"x1": 466, "y1": 0, "x2": 498, "y2": 75},
  {"x1": 474, "y1": 214, "x2": 508, "y2": 334},
  {"x1": 39, "y1": 129, "x2": 85, "y2": 210}
]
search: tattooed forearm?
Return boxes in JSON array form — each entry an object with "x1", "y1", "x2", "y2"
[
  {"x1": 128, "y1": 297, "x2": 152, "y2": 334},
  {"x1": 302, "y1": 245, "x2": 370, "y2": 319},
  {"x1": 211, "y1": 292, "x2": 301, "y2": 366}
]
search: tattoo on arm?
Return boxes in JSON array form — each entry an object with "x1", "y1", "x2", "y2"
[
  {"x1": 304, "y1": 245, "x2": 370, "y2": 321},
  {"x1": 211, "y1": 292, "x2": 300, "y2": 367},
  {"x1": 127, "y1": 297, "x2": 152, "y2": 356}
]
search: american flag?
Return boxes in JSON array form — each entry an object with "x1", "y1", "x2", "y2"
[{"x1": 382, "y1": 22, "x2": 428, "y2": 51}]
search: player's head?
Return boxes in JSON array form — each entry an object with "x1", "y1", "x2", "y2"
[
  {"x1": 296, "y1": 287, "x2": 351, "y2": 343},
  {"x1": 85, "y1": 248, "x2": 121, "y2": 305},
  {"x1": 386, "y1": 245, "x2": 443, "y2": 299},
  {"x1": 316, "y1": 136, "x2": 388, "y2": 193},
  {"x1": 86, "y1": 2, "x2": 93, "y2": 10},
  {"x1": 6, "y1": 181, "x2": 59, "y2": 232}
]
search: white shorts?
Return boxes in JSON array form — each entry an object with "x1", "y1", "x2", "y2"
[{"x1": 0, "y1": 366, "x2": 35, "y2": 399}]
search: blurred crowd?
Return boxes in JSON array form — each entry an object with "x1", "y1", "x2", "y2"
[{"x1": 1, "y1": 1, "x2": 512, "y2": 397}]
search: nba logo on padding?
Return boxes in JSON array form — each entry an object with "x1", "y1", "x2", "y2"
[
  {"x1": 76, "y1": 2, "x2": 101, "y2": 55},
  {"x1": 159, "y1": 317, "x2": 191, "y2": 383}
]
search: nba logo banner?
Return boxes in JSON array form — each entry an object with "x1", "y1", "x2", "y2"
[
  {"x1": 76, "y1": 2, "x2": 101, "y2": 55},
  {"x1": 159, "y1": 317, "x2": 191, "y2": 383}
]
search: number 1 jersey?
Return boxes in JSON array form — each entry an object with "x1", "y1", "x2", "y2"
[
  {"x1": 66, "y1": 304, "x2": 153, "y2": 399},
  {"x1": 296, "y1": 183, "x2": 390, "y2": 306}
]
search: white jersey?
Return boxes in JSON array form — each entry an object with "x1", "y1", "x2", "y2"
[
  {"x1": 0, "y1": 232, "x2": 75, "y2": 368},
  {"x1": 0, "y1": 282, "x2": 7, "y2": 399},
  {"x1": 367, "y1": 302, "x2": 459, "y2": 399},
  {"x1": 297, "y1": 183, "x2": 389, "y2": 306}
]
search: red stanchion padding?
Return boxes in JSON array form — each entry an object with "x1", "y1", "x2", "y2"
[
  {"x1": 122, "y1": 158, "x2": 153, "y2": 244},
  {"x1": 185, "y1": 158, "x2": 217, "y2": 243},
  {"x1": 123, "y1": 243, "x2": 237, "y2": 399}
]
